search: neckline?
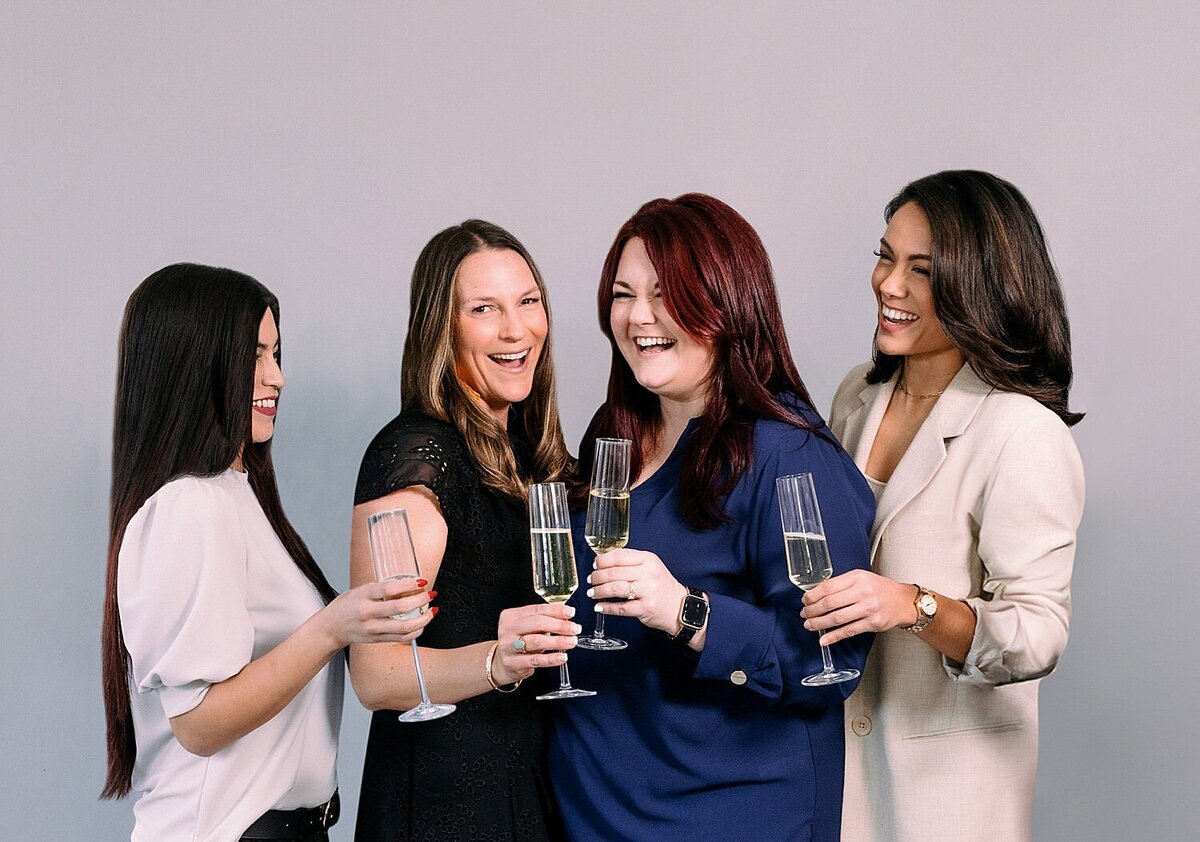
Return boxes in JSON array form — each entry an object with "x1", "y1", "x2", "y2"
[{"x1": 631, "y1": 416, "x2": 700, "y2": 498}]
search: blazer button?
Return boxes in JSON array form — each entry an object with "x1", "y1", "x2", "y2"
[
  {"x1": 851, "y1": 715, "x2": 872, "y2": 736},
  {"x1": 730, "y1": 670, "x2": 748, "y2": 685}
]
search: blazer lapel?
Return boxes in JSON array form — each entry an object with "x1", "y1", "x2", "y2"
[
  {"x1": 869, "y1": 364, "x2": 993, "y2": 561},
  {"x1": 839, "y1": 378, "x2": 893, "y2": 472}
]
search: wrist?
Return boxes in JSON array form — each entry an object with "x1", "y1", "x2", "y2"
[
  {"x1": 484, "y1": 643, "x2": 522, "y2": 693},
  {"x1": 309, "y1": 604, "x2": 347, "y2": 657}
]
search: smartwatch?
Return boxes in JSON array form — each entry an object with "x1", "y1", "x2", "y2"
[{"x1": 672, "y1": 587, "x2": 709, "y2": 645}]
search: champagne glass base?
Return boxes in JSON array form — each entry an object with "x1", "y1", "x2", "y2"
[
  {"x1": 536, "y1": 687, "x2": 598, "y2": 701},
  {"x1": 801, "y1": 668, "x2": 860, "y2": 687},
  {"x1": 575, "y1": 635, "x2": 628, "y2": 651},
  {"x1": 398, "y1": 702, "x2": 457, "y2": 722}
]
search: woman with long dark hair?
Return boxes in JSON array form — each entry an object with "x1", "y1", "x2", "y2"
[
  {"x1": 349, "y1": 221, "x2": 577, "y2": 841},
  {"x1": 801, "y1": 171, "x2": 1086, "y2": 840},
  {"x1": 547, "y1": 194, "x2": 875, "y2": 841},
  {"x1": 101, "y1": 263, "x2": 433, "y2": 841}
]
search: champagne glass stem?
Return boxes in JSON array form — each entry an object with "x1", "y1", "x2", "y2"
[
  {"x1": 819, "y1": 641, "x2": 835, "y2": 674},
  {"x1": 557, "y1": 661, "x2": 573, "y2": 692},
  {"x1": 592, "y1": 610, "x2": 608, "y2": 639},
  {"x1": 410, "y1": 641, "x2": 432, "y2": 706}
]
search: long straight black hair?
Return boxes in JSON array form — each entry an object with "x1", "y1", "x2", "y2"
[
  {"x1": 101, "y1": 263, "x2": 336, "y2": 799},
  {"x1": 867, "y1": 170, "x2": 1083, "y2": 426}
]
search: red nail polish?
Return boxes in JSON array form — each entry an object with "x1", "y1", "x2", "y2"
[
  {"x1": 430, "y1": 606, "x2": 439, "y2": 616},
  {"x1": 416, "y1": 579, "x2": 428, "y2": 588},
  {"x1": 428, "y1": 590, "x2": 438, "y2": 600}
]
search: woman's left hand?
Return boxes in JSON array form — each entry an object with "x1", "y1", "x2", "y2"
[
  {"x1": 801, "y1": 569, "x2": 917, "y2": 646},
  {"x1": 587, "y1": 548, "x2": 686, "y2": 635}
]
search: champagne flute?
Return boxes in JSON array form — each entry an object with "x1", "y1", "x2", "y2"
[
  {"x1": 528, "y1": 482, "x2": 597, "y2": 700},
  {"x1": 776, "y1": 473, "x2": 861, "y2": 686},
  {"x1": 577, "y1": 438, "x2": 632, "y2": 651},
  {"x1": 366, "y1": 508, "x2": 456, "y2": 722}
]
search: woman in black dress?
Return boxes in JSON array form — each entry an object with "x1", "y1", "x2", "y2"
[{"x1": 349, "y1": 220, "x2": 577, "y2": 841}]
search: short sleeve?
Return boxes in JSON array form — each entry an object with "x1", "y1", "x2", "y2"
[
  {"x1": 354, "y1": 415, "x2": 459, "y2": 510},
  {"x1": 117, "y1": 477, "x2": 255, "y2": 718}
]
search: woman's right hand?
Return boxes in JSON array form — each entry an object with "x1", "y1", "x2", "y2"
[
  {"x1": 319, "y1": 579, "x2": 437, "y2": 649},
  {"x1": 489, "y1": 604, "x2": 580, "y2": 686}
]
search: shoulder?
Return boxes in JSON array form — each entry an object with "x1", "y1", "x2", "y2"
[
  {"x1": 831, "y1": 363, "x2": 875, "y2": 418},
  {"x1": 974, "y1": 390, "x2": 1082, "y2": 468},
  {"x1": 133, "y1": 472, "x2": 244, "y2": 528},
  {"x1": 120, "y1": 473, "x2": 250, "y2": 574},
  {"x1": 751, "y1": 393, "x2": 837, "y2": 460},
  {"x1": 361, "y1": 410, "x2": 467, "y2": 465}
]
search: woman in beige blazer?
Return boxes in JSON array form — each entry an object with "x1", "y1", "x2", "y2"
[{"x1": 802, "y1": 170, "x2": 1085, "y2": 841}]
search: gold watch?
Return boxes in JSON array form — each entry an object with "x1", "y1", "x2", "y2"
[{"x1": 904, "y1": 585, "x2": 938, "y2": 634}]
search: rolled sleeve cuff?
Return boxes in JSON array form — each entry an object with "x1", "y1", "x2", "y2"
[
  {"x1": 943, "y1": 596, "x2": 1058, "y2": 686},
  {"x1": 153, "y1": 679, "x2": 214, "y2": 719},
  {"x1": 694, "y1": 592, "x2": 781, "y2": 698}
]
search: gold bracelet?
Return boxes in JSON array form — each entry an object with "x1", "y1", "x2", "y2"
[{"x1": 485, "y1": 642, "x2": 523, "y2": 693}]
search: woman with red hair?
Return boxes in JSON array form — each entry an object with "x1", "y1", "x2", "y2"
[{"x1": 547, "y1": 194, "x2": 875, "y2": 841}]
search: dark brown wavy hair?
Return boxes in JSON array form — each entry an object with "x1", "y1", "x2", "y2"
[
  {"x1": 401, "y1": 220, "x2": 574, "y2": 500},
  {"x1": 101, "y1": 264, "x2": 336, "y2": 799},
  {"x1": 578, "y1": 193, "x2": 826, "y2": 530},
  {"x1": 867, "y1": 170, "x2": 1083, "y2": 426}
]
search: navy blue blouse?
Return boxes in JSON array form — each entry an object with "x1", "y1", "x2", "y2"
[{"x1": 547, "y1": 400, "x2": 875, "y2": 841}]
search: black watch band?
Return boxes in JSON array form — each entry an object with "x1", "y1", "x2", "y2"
[{"x1": 672, "y1": 587, "x2": 709, "y2": 645}]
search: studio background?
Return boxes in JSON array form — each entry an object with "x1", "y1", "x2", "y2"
[{"x1": 2, "y1": 3, "x2": 1195, "y2": 839}]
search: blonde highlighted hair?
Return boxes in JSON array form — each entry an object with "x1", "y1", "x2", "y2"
[{"x1": 401, "y1": 220, "x2": 574, "y2": 500}]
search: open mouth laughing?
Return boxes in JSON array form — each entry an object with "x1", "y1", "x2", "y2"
[
  {"x1": 488, "y1": 348, "x2": 532, "y2": 369},
  {"x1": 634, "y1": 336, "x2": 676, "y2": 354}
]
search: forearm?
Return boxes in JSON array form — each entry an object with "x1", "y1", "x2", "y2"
[
  {"x1": 169, "y1": 611, "x2": 341, "y2": 756},
  {"x1": 350, "y1": 640, "x2": 496, "y2": 710}
]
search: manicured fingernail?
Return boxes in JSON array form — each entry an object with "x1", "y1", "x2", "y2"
[
  {"x1": 428, "y1": 590, "x2": 438, "y2": 600},
  {"x1": 594, "y1": 604, "x2": 605, "y2": 613},
  {"x1": 586, "y1": 587, "x2": 596, "y2": 598},
  {"x1": 564, "y1": 606, "x2": 576, "y2": 618},
  {"x1": 571, "y1": 623, "x2": 583, "y2": 634},
  {"x1": 430, "y1": 606, "x2": 439, "y2": 616},
  {"x1": 566, "y1": 636, "x2": 578, "y2": 646},
  {"x1": 586, "y1": 573, "x2": 593, "y2": 584},
  {"x1": 557, "y1": 653, "x2": 568, "y2": 664},
  {"x1": 804, "y1": 620, "x2": 813, "y2": 630},
  {"x1": 416, "y1": 579, "x2": 428, "y2": 588}
]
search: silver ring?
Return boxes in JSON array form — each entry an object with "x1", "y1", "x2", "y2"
[
  {"x1": 625, "y1": 582, "x2": 637, "y2": 601},
  {"x1": 418, "y1": 604, "x2": 428, "y2": 615},
  {"x1": 512, "y1": 636, "x2": 527, "y2": 652}
]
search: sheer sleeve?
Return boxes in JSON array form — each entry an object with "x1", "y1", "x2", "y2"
[
  {"x1": 354, "y1": 414, "x2": 463, "y2": 515},
  {"x1": 117, "y1": 477, "x2": 255, "y2": 718}
]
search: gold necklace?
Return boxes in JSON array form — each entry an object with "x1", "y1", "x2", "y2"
[{"x1": 897, "y1": 378, "x2": 945, "y2": 400}]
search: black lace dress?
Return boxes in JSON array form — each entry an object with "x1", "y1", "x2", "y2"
[{"x1": 353, "y1": 410, "x2": 562, "y2": 842}]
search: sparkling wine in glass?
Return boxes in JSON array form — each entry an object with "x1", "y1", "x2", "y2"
[
  {"x1": 578, "y1": 438, "x2": 632, "y2": 651},
  {"x1": 366, "y1": 508, "x2": 456, "y2": 722},
  {"x1": 529, "y1": 482, "x2": 596, "y2": 700},
  {"x1": 776, "y1": 473, "x2": 860, "y2": 686}
]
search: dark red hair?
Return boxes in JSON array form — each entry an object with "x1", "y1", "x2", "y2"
[{"x1": 579, "y1": 193, "x2": 826, "y2": 529}]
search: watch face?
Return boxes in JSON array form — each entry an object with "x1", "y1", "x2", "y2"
[
  {"x1": 681, "y1": 595, "x2": 708, "y2": 628},
  {"x1": 918, "y1": 593, "x2": 938, "y2": 616}
]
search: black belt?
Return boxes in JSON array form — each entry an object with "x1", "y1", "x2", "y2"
[{"x1": 240, "y1": 790, "x2": 339, "y2": 840}]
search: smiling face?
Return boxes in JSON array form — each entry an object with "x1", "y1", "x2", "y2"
[
  {"x1": 251, "y1": 309, "x2": 284, "y2": 444},
  {"x1": 872, "y1": 202, "x2": 958, "y2": 362},
  {"x1": 453, "y1": 248, "x2": 548, "y2": 426},
  {"x1": 609, "y1": 237, "x2": 714, "y2": 409}
]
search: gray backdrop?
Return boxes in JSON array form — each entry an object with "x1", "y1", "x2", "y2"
[{"x1": 3, "y1": 3, "x2": 1196, "y2": 839}]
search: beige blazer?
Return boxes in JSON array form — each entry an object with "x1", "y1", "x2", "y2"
[{"x1": 830, "y1": 363, "x2": 1084, "y2": 842}]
